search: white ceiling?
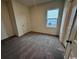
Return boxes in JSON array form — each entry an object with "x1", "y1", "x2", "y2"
[{"x1": 15, "y1": 0, "x2": 65, "y2": 7}]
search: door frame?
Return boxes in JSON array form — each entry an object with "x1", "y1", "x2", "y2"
[{"x1": 64, "y1": 1, "x2": 77, "y2": 58}]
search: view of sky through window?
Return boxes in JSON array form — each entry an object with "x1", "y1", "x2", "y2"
[
  {"x1": 47, "y1": 8, "x2": 59, "y2": 28},
  {"x1": 47, "y1": 9, "x2": 59, "y2": 18}
]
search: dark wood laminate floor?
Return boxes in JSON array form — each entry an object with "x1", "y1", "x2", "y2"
[{"x1": 1, "y1": 33, "x2": 65, "y2": 59}]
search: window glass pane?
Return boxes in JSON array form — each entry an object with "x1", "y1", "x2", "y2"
[
  {"x1": 47, "y1": 18, "x2": 57, "y2": 27},
  {"x1": 47, "y1": 9, "x2": 59, "y2": 28},
  {"x1": 47, "y1": 9, "x2": 59, "y2": 18}
]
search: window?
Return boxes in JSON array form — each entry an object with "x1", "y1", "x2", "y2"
[{"x1": 47, "y1": 9, "x2": 59, "y2": 28}]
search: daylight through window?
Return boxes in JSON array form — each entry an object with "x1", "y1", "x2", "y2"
[{"x1": 47, "y1": 8, "x2": 59, "y2": 28}]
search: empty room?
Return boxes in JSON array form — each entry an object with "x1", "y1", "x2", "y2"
[{"x1": 1, "y1": 0, "x2": 77, "y2": 59}]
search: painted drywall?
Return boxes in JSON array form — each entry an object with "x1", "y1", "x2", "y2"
[
  {"x1": 1, "y1": 1, "x2": 14, "y2": 39},
  {"x1": 1, "y1": 20, "x2": 8, "y2": 40},
  {"x1": 30, "y1": 2, "x2": 64, "y2": 35},
  {"x1": 1, "y1": 0, "x2": 64, "y2": 39},
  {"x1": 7, "y1": 0, "x2": 18, "y2": 36},
  {"x1": 12, "y1": 0, "x2": 31, "y2": 36}
]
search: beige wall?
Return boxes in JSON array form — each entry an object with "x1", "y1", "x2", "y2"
[
  {"x1": 7, "y1": 0, "x2": 18, "y2": 36},
  {"x1": 30, "y1": 2, "x2": 64, "y2": 35},
  {"x1": 12, "y1": 0, "x2": 31, "y2": 36},
  {"x1": 1, "y1": 1, "x2": 14, "y2": 39},
  {"x1": 1, "y1": 0, "x2": 64, "y2": 39},
  {"x1": 1, "y1": 20, "x2": 8, "y2": 40}
]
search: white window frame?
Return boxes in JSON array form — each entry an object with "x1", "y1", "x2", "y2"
[{"x1": 46, "y1": 8, "x2": 59, "y2": 28}]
